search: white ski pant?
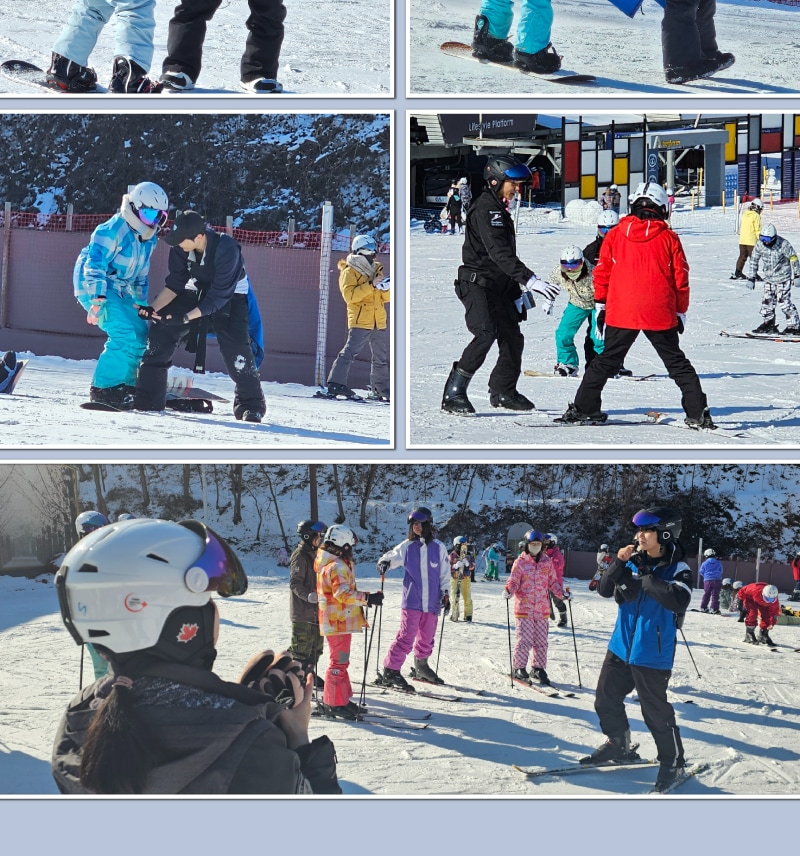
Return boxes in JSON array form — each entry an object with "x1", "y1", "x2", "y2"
[
  {"x1": 513, "y1": 616, "x2": 550, "y2": 670},
  {"x1": 760, "y1": 279, "x2": 799, "y2": 326},
  {"x1": 53, "y1": 0, "x2": 156, "y2": 69}
]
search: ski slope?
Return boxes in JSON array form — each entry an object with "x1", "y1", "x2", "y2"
[
  {"x1": 410, "y1": 0, "x2": 800, "y2": 95},
  {"x1": 1, "y1": 356, "x2": 391, "y2": 449},
  {"x1": 409, "y1": 198, "x2": 800, "y2": 448},
  {"x1": 0, "y1": 0, "x2": 391, "y2": 95},
  {"x1": 2, "y1": 568, "x2": 799, "y2": 796}
]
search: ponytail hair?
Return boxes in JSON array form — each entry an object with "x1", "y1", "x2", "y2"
[{"x1": 79, "y1": 676, "x2": 156, "y2": 794}]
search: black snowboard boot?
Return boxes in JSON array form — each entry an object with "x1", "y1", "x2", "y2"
[
  {"x1": 684, "y1": 407, "x2": 717, "y2": 430},
  {"x1": 555, "y1": 402, "x2": 608, "y2": 424},
  {"x1": 744, "y1": 626, "x2": 758, "y2": 644},
  {"x1": 326, "y1": 381, "x2": 358, "y2": 399},
  {"x1": 653, "y1": 762, "x2": 684, "y2": 792},
  {"x1": 108, "y1": 56, "x2": 163, "y2": 93},
  {"x1": 381, "y1": 667, "x2": 415, "y2": 692},
  {"x1": 0, "y1": 351, "x2": 17, "y2": 388},
  {"x1": 413, "y1": 657, "x2": 444, "y2": 684},
  {"x1": 89, "y1": 383, "x2": 135, "y2": 409},
  {"x1": 580, "y1": 730, "x2": 637, "y2": 765},
  {"x1": 489, "y1": 390, "x2": 535, "y2": 411},
  {"x1": 442, "y1": 362, "x2": 475, "y2": 415},
  {"x1": 471, "y1": 15, "x2": 513, "y2": 62},
  {"x1": 46, "y1": 52, "x2": 98, "y2": 92},
  {"x1": 513, "y1": 43, "x2": 562, "y2": 74}
]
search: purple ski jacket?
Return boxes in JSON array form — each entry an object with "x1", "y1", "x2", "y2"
[{"x1": 379, "y1": 538, "x2": 450, "y2": 613}]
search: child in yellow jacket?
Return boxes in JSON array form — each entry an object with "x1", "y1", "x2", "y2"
[{"x1": 322, "y1": 235, "x2": 390, "y2": 402}]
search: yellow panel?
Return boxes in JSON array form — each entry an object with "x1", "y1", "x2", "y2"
[
  {"x1": 581, "y1": 174, "x2": 597, "y2": 200},
  {"x1": 795, "y1": 115, "x2": 800, "y2": 136},
  {"x1": 613, "y1": 157, "x2": 629, "y2": 186},
  {"x1": 725, "y1": 122, "x2": 737, "y2": 163}
]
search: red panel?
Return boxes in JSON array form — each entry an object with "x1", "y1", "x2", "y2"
[
  {"x1": 564, "y1": 140, "x2": 580, "y2": 184},
  {"x1": 761, "y1": 129, "x2": 781, "y2": 154}
]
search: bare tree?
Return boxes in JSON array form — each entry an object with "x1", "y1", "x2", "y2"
[
  {"x1": 259, "y1": 466, "x2": 289, "y2": 550},
  {"x1": 309, "y1": 464, "x2": 319, "y2": 521},
  {"x1": 91, "y1": 465, "x2": 109, "y2": 517},
  {"x1": 331, "y1": 465, "x2": 345, "y2": 524},
  {"x1": 138, "y1": 465, "x2": 150, "y2": 509},
  {"x1": 231, "y1": 465, "x2": 243, "y2": 524},
  {"x1": 359, "y1": 465, "x2": 378, "y2": 529}
]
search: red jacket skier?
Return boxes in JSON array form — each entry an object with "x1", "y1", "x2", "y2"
[{"x1": 739, "y1": 582, "x2": 780, "y2": 646}]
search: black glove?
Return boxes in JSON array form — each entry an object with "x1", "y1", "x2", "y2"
[
  {"x1": 137, "y1": 304, "x2": 156, "y2": 319},
  {"x1": 442, "y1": 593, "x2": 451, "y2": 616},
  {"x1": 160, "y1": 312, "x2": 190, "y2": 326},
  {"x1": 377, "y1": 560, "x2": 390, "y2": 575},
  {"x1": 366, "y1": 591, "x2": 384, "y2": 607},
  {"x1": 237, "y1": 650, "x2": 305, "y2": 709}
]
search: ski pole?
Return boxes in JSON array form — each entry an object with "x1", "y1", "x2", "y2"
[
  {"x1": 374, "y1": 569, "x2": 386, "y2": 677},
  {"x1": 79, "y1": 644, "x2": 85, "y2": 691},
  {"x1": 679, "y1": 628, "x2": 701, "y2": 679},
  {"x1": 359, "y1": 612, "x2": 379, "y2": 709},
  {"x1": 567, "y1": 597, "x2": 582, "y2": 688},
  {"x1": 506, "y1": 597, "x2": 513, "y2": 688},
  {"x1": 434, "y1": 599, "x2": 447, "y2": 677}
]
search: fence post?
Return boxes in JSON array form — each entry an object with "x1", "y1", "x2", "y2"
[
  {"x1": 349, "y1": 224, "x2": 356, "y2": 245},
  {"x1": 225, "y1": 215, "x2": 233, "y2": 237},
  {"x1": 288, "y1": 217, "x2": 295, "y2": 247},
  {"x1": 314, "y1": 201, "x2": 334, "y2": 387},
  {"x1": 66, "y1": 203, "x2": 74, "y2": 232},
  {"x1": 0, "y1": 202, "x2": 11, "y2": 329}
]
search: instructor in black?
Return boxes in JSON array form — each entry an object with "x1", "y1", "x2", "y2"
[
  {"x1": 441, "y1": 155, "x2": 559, "y2": 415},
  {"x1": 134, "y1": 210, "x2": 266, "y2": 423}
]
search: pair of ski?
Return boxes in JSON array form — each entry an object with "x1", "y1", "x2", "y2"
[
  {"x1": 524, "y1": 370, "x2": 658, "y2": 382},
  {"x1": 312, "y1": 704, "x2": 431, "y2": 731},
  {"x1": 513, "y1": 758, "x2": 708, "y2": 794},
  {"x1": 508, "y1": 674, "x2": 576, "y2": 699},
  {"x1": 720, "y1": 330, "x2": 800, "y2": 343}
]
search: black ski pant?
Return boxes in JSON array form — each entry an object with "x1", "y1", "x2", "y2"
[
  {"x1": 661, "y1": 0, "x2": 719, "y2": 69},
  {"x1": 163, "y1": 0, "x2": 286, "y2": 83},
  {"x1": 135, "y1": 294, "x2": 265, "y2": 417},
  {"x1": 454, "y1": 276, "x2": 524, "y2": 396},
  {"x1": 595, "y1": 650, "x2": 684, "y2": 766},
  {"x1": 573, "y1": 325, "x2": 708, "y2": 420}
]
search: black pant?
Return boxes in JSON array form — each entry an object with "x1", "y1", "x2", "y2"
[
  {"x1": 595, "y1": 650, "x2": 684, "y2": 766},
  {"x1": 662, "y1": 0, "x2": 718, "y2": 68},
  {"x1": 573, "y1": 325, "x2": 708, "y2": 419},
  {"x1": 735, "y1": 244, "x2": 754, "y2": 276},
  {"x1": 163, "y1": 0, "x2": 286, "y2": 82},
  {"x1": 454, "y1": 278, "x2": 524, "y2": 396},
  {"x1": 135, "y1": 294, "x2": 265, "y2": 417}
]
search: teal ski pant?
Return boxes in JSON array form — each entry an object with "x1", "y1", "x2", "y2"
[
  {"x1": 555, "y1": 303, "x2": 604, "y2": 369},
  {"x1": 478, "y1": 0, "x2": 553, "y2": 54},
  {"x1": 78, "y1": 290, "x2": 148, "y2": 389}
]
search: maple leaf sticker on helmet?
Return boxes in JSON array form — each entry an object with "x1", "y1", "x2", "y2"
[{"x1": 177, "y1": 623, "x2": 199, "y2": 643}]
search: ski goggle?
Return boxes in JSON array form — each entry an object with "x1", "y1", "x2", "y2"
[
  {"x1": 182, "y1": 523, "x2": 249, "y2": 598},
  {"x1": 501, "y1": 163, "x2": 532, "y2": 182},
  {"x1": 308, "y1": 521, "x2": 327, "y2": 533},
  {"x1": 137, "y1": 206, "x2": 169, "y2": 228},
  {"x1": 632, "y1": 510, "x2": 661, "y2": 530},
  {"x1": 597, "y1": 225, "x2": 612, "y2": 235},
  {"x1": 560, "y1": 258, "x2": 583, "y2": 271},
  {"x1": 409, "y1": 510, "x2": 431, "y2": 523},
  {"x1": 759, "y1": 234, "x2": 776, "y2": 244}
]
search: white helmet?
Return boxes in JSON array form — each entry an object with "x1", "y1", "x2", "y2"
[
  {"x1": 560, "y1": 246, "x2": 584, "y2": 278},
  {"x1": 458, "y1": 177, "x2": 469, "y2": 185},
  {"x1": 55, "y1": 519, "x2": 247, "y2": 656},
  {"x1": 324, "y1": 524, "x2": 357, "y2": 549},
  {"x1": 116, "y1": 512, "x2": 137, "y2": 521},
  {"x1": 129, "y1": 181, "x2": 169, "y2": 228},
  {"x1": 750, "y1": 198, "x2": 763, "y2": 211},
  {"x1": 630, "y1": 181, "x2": 669, "y2": 217},
  {"x1": 544, "y1": 533, "x2": 558, "y2": 545},
  {"x1": 351, "y1": 235, "x2": 377, "y2": 256},
  {"x1": 703, "y1": 548, "x2": 716, "y2": 557},
  {"x1": 598, "y1": 210, "x2": 619, "y2": 230},
  {"x1": 453, "y1": 535, "x2": 467, "y2": 549},
  {"x1": 732, "y1": 580, "x2": 744, "y2": 590},
  {"x1": 762, "y1": 584, "x2": 779, "y2": 602},
  {"x1": 760, "y1": 223, "x2": 777, "y2": 243},
  {"x1": 75, "y1": 510, "x2": 109, "y2": 537},
  {"x1": 610, "y1": 184, "x2": 618, "y2": 191},
  {"x1": 600, "y1": 543, "x2": 609, "y2": 551},
  {"x1": 722, "y1": 578, "x2": 732, "y2": 586}
]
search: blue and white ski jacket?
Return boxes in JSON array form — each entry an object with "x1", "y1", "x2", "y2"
[
  {"x1": 73, "y1": 213, "x2": 157, "y2": 305},
  {"x1": 600, "y1": 553, "x2": 692, "y2": 671},
  {"x1": 699, "y1": 556, "x2": 723, "y2": 581}
]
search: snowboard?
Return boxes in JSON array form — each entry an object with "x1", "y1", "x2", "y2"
[
  {"x1": 80, "y1": 395, "x2": 213, "y2": 414},
  {"x1": 165, "y1": 377, "x2": 230, "y2": 402},
  {"x1": 439, "y1": 42, "x2": 596, "y2": 85},
  {"x1": 0, "y1": 59, "x2": 101, "y2": 92},
  {"x1": 0, "y1": 360, "x2": 28, "y2": 394}
]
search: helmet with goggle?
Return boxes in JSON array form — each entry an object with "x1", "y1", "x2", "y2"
[
  {"x1": 129, "y1": 181, "x2": 169, "y2": 229},
  {"x1": 297, "y1": 519, "x2": 327, "y2": 542},
  {"x1": 597, "y1": 209, "x2": 619, "y2": 235},
  {"x1": 762, "y1": 584, "x2": 779, "y2": 602},
  {"x1": 759, "y1": 223, "x2": 777, "y2": 245},
  {"x1": 632, "y1": 506, "x2": 682, "y2": 544},
  {"x1": 75, "y1": 510, "x2": 109, "y2": 537},
  {"x1": 483, "y1": 155, "x2": 532, "y2": 190},
  {"x1": 55, "y1": 518, "x2": 247, "y2": 655},
  {"x1": 408, "y1": 506, "x2": 433, "y2": 525},
  {"x1": 560, "y1": 246, "x2": 584, "y2": 278}
]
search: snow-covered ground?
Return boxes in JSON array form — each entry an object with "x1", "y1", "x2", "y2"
[
  {"x1": 409, "y1": 196, "x2": 800, "y2": 447},
  {"x1": 409, "y1": 0, "x2": 800, "y2": 95},
  {"x1": 1, "y1": 356, "x2": 391, "y2": 448},
  {"x1": 1, "y1": 0, "x2": 391, "y2": 95},
  {"x1": 3, "y1": 568, "x2": 799, "y2": 797}
]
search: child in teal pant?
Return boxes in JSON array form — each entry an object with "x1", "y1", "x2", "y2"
[{"x1": 471, "y1": 0, "x2": 561, "y2": 74}]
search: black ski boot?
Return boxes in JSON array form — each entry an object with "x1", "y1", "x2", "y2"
[
  {"x1": 241, "y1": 410, "x2": 263, "y2": 423},
  {"x1": 512, "y1": 667, "x2": 530, "y2": 682},
  {"x1": 381, "y1": 667, "x2": 415, "y2": 692},
  {"x1": 46, "y1": 52, "x2": 98, "y2": 92},
  {"x1": 752, "y1": 320, "x2": 779, "y2": 335},
  {"x1": 781, "y1": 325, "x2": 800, "y2": 336},
  {"x1": 489, "y1": 390, "x2": 535, "y2": 411},
  {"x1": 320, "y1": 701, "x2": 360, "y2": 720},
  {"x1": 471, "y1": 15, "x2": 513, "y2": 62},
  {"x1": 532, "y1": 667, "x2": 551, "y2": 686},
  {"x1": 108, "y1": 56, "x2": 163, "y2": 93},
  {"x1": 442, "y1": 362, "x2": 475, "y2": 415},
  {"x1": 325, "y1": 381, "x2": 359, "y2": 399},
  {"x1": 654, "y1": 762, "x2": 684, "y2": 792},
  {"x1": 413, "y1": 657, "x2": 444, "y2": 684},
  {"x1": 513, "y1": 43, "x2": 562, "y2": 74},
  {"x1": 580, "y1": 730, "x2": 638, "y2": 765},
  {"x1": 730, "y1": 271, "x2": 747, "y2": 280},
  {"x1": 556, "y1": 609, "x2": 567, "y2": 628},
  {"x1": 684, "y1": 407, "x2": 717, "y2": 430},
  {"x1": 744, "y1": 626, "x2": 758, "y2": 644},
  {"x1": 555, "y1": 402, "x2": 608, "y2": 424},
  {"x1": 758, "y1": 629, "x2": 776, "y2": 646}
]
